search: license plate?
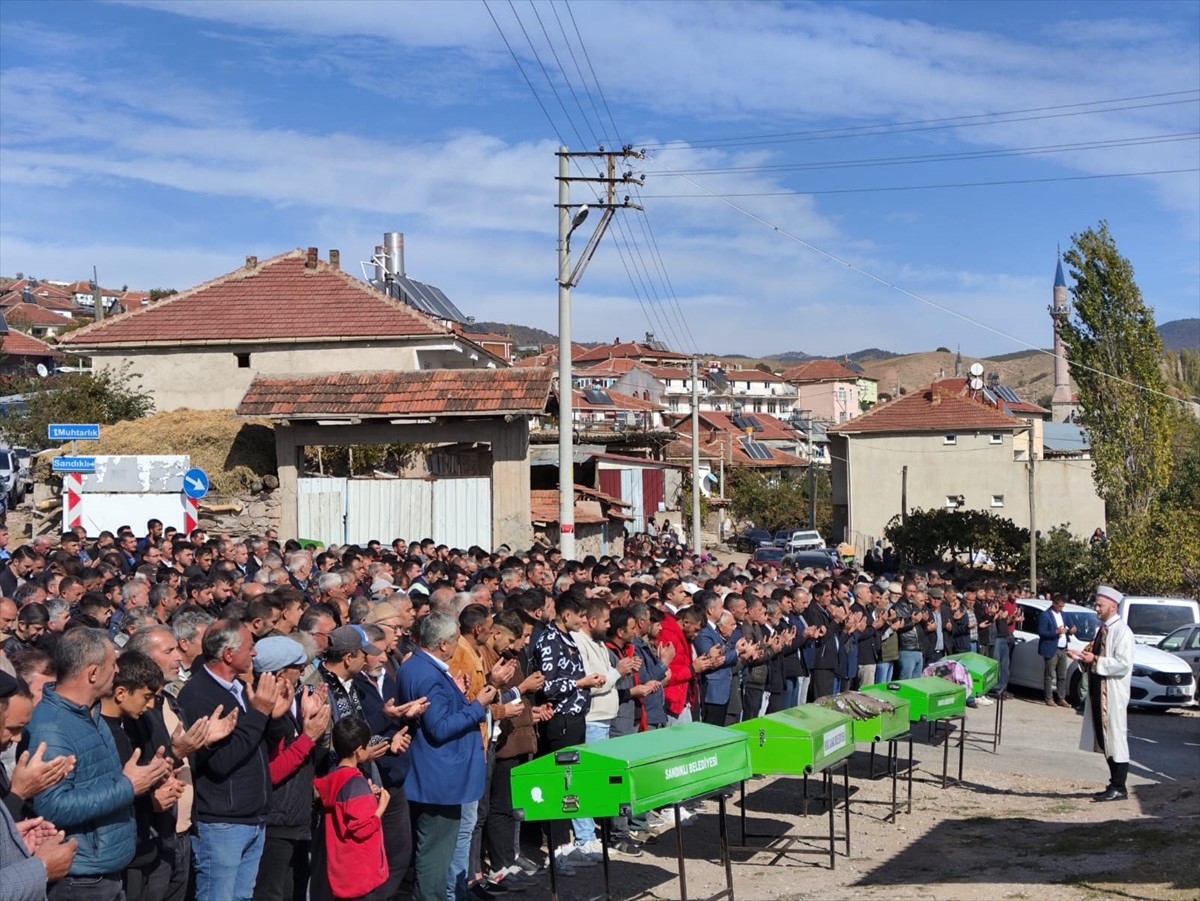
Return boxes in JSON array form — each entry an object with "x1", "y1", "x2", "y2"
[{"x1": 1166, "y1": 686, "x2": 1185, "y2": 696}]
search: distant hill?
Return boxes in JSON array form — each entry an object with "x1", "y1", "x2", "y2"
[
  {"x1": 860, "y1": 350, "x2": 1058, "y2": 404},
  {"x1": 1159, "y1": 318, "x2": 1199, "y2": 352},
  {"x1": 472, "y1": 321, "x2": 557, "y2": 351}
]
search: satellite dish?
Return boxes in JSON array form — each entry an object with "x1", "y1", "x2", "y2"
[
  {"x1": 968, "y1": 375, "x2": 984, "y2": 391},
  {"x1": 969, "y1": 362, "x2": 984, "y2": 377},
  {"x1": 35, "y1": 363, "x2": 49, "y2": 378}
]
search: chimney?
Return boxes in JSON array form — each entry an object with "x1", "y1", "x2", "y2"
[
  {"x1": 383, "y1": 232, "x2": 404, "y2": 278},
  {"x1": 305, "y1": 247, "x2": 318, "y2": 270},
  {"x1": 329, "y1": 249, "x2": 340, "y2": 271},
  {"x1": 245, "y1": 255, "x2": 258, "y2": 271}
]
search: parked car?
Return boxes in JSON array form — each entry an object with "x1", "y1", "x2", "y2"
[
  {"x1": 782, "y1": 548, "x2": 841, "y2": 571},
  {"x1": 1009, "y1": 598, "x2": 1195, "y2": 708},
  {"x1": 1158, "y1": 625, "x2": 1200, "y2": 683},
  {"x1": 1115, "y1": 595, "x2": 1200, "y2": 646},
  {"x1": 734, "y1": 529, "x2": 773, "y2": 553},
  {"x1": 750, "y1": 546, "x2": 788, "y2": 565},
  {"x1": 10, "y1": 447, "x2": 32, "y2": 504},
  {"x1": 772, "y1": 529, "x2": 794, "y2": 548},
  {"x1": 786, "y1": 529, "x2": 824, "y2": 552},
  {"x1": 0, "y1": 448, "x2": 17, "y2": 510}
]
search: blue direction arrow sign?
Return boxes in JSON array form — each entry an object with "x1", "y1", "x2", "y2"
[
  {"x1": 52, "y1": 456, "x2": 96, "y2": 473},
  {"x1": 182, "y1": 468, "x2": 210, "y2": 500},
  {"x1": 49, "y1": 423, "x2": 101, "y2": 441}
]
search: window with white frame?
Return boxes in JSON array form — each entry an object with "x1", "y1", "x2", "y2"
[
  {"x1": 990, "y1": 433, "x2": 1003, "y2": 444},
  {"x1": 991, "y1": 495, "x2": 1005, "y2": 507},
  {"x1": 943, "y1": 434, "x2": 957, "y2": 445}
]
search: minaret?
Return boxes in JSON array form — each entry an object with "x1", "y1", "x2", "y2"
[{"x1": 1050, "y1": 255, "x2": 1073, "y2": 420}]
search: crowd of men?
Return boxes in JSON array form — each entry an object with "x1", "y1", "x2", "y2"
[{"x1": 0, "y1": 519, "x2": 1045, "y2": 901}]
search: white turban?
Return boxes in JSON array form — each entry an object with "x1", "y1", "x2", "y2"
[{"x1": 1095, "y1": 585, "x2": 1124, "y2": 604}]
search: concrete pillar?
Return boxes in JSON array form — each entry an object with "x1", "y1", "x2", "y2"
[
  {"x1": 491, "y1": 419, "x2": 532, "y2": 549},
  {"x1": 275, "y1": 426, "x2": 302, "y2": 540}
]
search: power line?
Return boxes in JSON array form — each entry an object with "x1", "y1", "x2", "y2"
[
  {"x1": 648, "y1": 155, "x2": 1193, "y2": 407},
  {"x1": 641, "y1": 92, "x2": 1200, "y2": 150},
  {"x1": 656, "y1": 133, "x2": 1199, "y2": 177},
  {"x1": 486, "y1": 0, "x2": 671, "y2": 346},
  {"x1": 642, "y1": 167, "x2": 1200, "y2": 198},
  {"x1": 555, "y1": 1, "x2": 700, "y2": 354}
]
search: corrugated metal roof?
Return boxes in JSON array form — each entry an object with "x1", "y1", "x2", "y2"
[{"x1": 1042, "y1": 422, "x2": 1090, "y2": 453}]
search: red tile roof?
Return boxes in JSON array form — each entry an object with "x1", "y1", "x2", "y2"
[
  {"x1": 675, "y1": 410, "x2": 799, "y2": 442},
  {"x1": 781, "y1": 359, "x2": 862, "y2": 382},
  {"x1": 571, "y1": 388, "x2": 663, "y2": 412},
  {"x1": 531, "y1": 486, "x2": 632, "y2": 524},
  {"x1": 2, "y1": 329, "x2": 61, "y2": 358},
  {"x1": 573, "y1": 340, "x2": 690, "y2": 364},
  {"x1": 828, "y1": 385, "x2": 1027, "y2": 434},
  {"x1": 720, "y1": 368, "x2": 785, "y2": 382},
  {"x1": 238, "y1": 367, "x2": 553, "y2": 419},
  {"x1": 61, "y1": 250, "x2": 450, "y2": 348},
  {"x1": 5, "y1": 303, "x2": 73, "y2": 327},
  {"x1": 665, "y1": 432, "x2": 807, "y2": 468}
]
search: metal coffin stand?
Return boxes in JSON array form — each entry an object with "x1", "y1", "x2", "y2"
[
  {"x1": 869, "y1": 679, "x2": 967, "y2": 788},
  {"x1": 853, "y1": 689, "x2": 915, "y2": 823},
  {"x1": 944, "y1": 651, "x2": 1005, "y2": 752},
  {"x1": 726, "y1": 706, "x2": 855, "y2": 869},
  {"x1": 510, "y1": 722, "x2": 752, "y2": 901}
]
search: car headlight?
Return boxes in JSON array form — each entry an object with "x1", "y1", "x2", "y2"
[{"x1": 1131, "y1": 666, "x2": 1152, "y2": 678}]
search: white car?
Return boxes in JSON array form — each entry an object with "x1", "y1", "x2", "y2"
[
  {"x1": 1009, "y1": 599, "x2": 1196, "y2": 709},
  {"x1": 786, "y1": 529, "x2": 824, "y2": 552}
]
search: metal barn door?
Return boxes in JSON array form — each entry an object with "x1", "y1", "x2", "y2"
[{"x1": 298, "y1": 477, "x2": 346, "y2": 546}]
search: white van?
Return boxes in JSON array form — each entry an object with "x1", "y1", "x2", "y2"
[{"x1": 1117, "y1": 596, "x2": 1200, "y2": 646}]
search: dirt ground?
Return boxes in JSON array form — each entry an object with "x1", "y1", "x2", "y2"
[{"x1": 543, "y1": 701, "x2": 1200, "y2": 901}]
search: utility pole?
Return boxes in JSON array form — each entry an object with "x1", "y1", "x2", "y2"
[
  {"x1": 901, "y1": 465, "x2": 909, "y2": 526},
  {"x1": 803, "y1": 412, "x2": 816, "y2": 530},
  {"x1": 1028, "y1": 438, "x2": 1038, "y2": 595},
  {"x1": 690, "y1": 356, "x2": 701, "y2": 555},
  {"x1": 555, "y1": 145, "x2": 645, "y2": 560},
  {"x1": 92, "y1": 265, "x2": 104, "y2": 323}
]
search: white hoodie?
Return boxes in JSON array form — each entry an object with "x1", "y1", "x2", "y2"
[{"x1": 572, "y1": 628, "x2": 620, "y2": 722}]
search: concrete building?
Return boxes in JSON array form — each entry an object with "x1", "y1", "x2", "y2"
[
  {"x1": 828, "y1": 380, "x2": 1105, "y2": 554},
  {"x1": 781, "y1": 359, "x2": 863, "y2": 424},
  {"x1": 59, "y1": 248, "x2": 503, "y2": 411}
]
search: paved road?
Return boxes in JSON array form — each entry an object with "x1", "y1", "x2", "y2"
[{"x1": 901, "y1": 686, "x2": 1200, "y2": 788}]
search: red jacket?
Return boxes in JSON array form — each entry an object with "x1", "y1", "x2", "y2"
[
  {"x1": 660, "y1": 612, "x2": 695, "y2": 717},
  {"x1": 313, "y1": 765, "x2": 387, "y2": 899}
]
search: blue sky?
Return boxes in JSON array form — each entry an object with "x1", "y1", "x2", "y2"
[{"x1": 1, "y1": 0, "x2": 1197, "y2": 358}]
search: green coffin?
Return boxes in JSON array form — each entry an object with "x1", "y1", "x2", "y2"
[
  {"x1": 730, "y1": 705, "x2": 855, "y2": 776},
  {"x1": 873, "y1": 678, "x2": 966, "y2": 721},
  {"x1": 944, "y1": 652, "x2": 999, "y2": 695},
  {"x1": 850, "y1": 688, "x2": 912, "y2": 743},
  {"x1": 510, "y1": 722, "x2": 751, "y2": 822}
]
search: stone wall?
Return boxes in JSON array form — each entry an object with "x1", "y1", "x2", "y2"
[{"x1": 197, "y1": 487, "x2": 281, "y2": 536}]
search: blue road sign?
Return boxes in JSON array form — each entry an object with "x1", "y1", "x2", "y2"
[
  {"x1": 49, "y1": 423, "x2": 100, "y2": 441},
  {"x1": 182, "y1": 468, "x2": 210, "y2": 500},
  {"x1": 52, "y1": 456, "x2": 96, "y2": 473}
]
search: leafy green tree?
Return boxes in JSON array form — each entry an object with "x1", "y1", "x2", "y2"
[
  {"x1": 1058, "y1": 222, "x2": 1176, "y2": 521},
  {"x1": 728, "y1": 468, "x2": 832, "y2": 537},
  {"x1": 0, "y1": 364, "x2": 154, "y2": 448},
  {"x1": 1036, "y1": 525, "x2": 1101, "y2": 599},
  {"x1": 884, "y1": 507, "x2": 1030, "y2": 573},
  {"x1": 1098, "y1": 511, "x2": 1200, "y2": 596}
]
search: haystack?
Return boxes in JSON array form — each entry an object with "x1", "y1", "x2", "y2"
[{"x1": 83, "y1": 409, "x2": 276, "y2": 494}]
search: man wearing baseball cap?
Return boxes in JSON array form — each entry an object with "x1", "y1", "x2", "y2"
[{"x1": 1068, "y1": 586, "x2": 1135, "y2": 802}]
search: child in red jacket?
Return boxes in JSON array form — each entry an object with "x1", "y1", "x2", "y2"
[{"x1": 313, "y1": 717, "x2": 390, "y2": 901}]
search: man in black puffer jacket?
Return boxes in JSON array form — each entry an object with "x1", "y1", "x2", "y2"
[{"x1": 179, "y1": 619, "x2": 287, "y2": 901}]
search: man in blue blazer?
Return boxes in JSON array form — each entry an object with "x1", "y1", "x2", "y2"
[
  {"x1": 1037, "y1": 594, "x2": 1076, "y2": 708},
  {"x1": 397, "y1": 612, "x2": 495, "y2": 901},
  {"x1": 691, "y1": 592, "x2": 745, "y2": 726}
]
